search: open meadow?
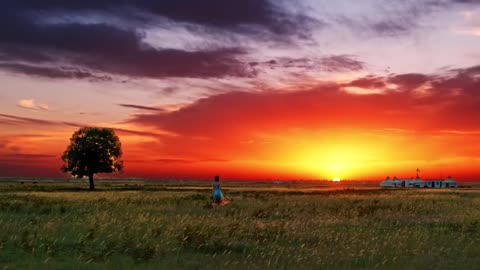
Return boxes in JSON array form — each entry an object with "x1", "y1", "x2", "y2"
[{"x1": 0, "y1": 180, "x2": 479, "y2": 269}]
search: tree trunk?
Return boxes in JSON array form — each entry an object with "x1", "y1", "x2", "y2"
[{"x1": 89, "y1": 174, "x2": 95, "y2": 190}]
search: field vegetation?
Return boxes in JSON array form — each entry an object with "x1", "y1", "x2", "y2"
[{"x1": 0, "y1": 181, "x2": 479, "y2": 269}]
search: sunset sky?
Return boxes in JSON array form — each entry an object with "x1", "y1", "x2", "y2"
[{"x1": 1, "y1": 0, "x2": 480, "y2": 180}]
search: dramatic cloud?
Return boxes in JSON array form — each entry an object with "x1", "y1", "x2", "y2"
[
  {"x1": 6, "y1": 0, "x2": 320, "y2": 37},
  {"x1": 128, "y1": 66, "x2": 480, "y2": 139},
  {"x1": 0, "y1": 16, "x2": 252, "y2": 79},
  {"x1": 0, "y1": 1, "x2": 321, "y2": 80}
]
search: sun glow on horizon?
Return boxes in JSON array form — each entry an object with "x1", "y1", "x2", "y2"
[
  {"x1": 332, "y1": 177, "x2": 341, "y2": 182},
  {"x1": 287, "y1": 131, "x2": 394, "y2": 180}
]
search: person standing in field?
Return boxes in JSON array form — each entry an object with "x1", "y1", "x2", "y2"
[{"x1": 212, "y1": 175, "x2": 224, "y2": 204}]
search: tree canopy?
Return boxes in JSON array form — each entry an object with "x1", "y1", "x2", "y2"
[{"x1": 61, "y1": 127, "x2": 123, "y2": 190}]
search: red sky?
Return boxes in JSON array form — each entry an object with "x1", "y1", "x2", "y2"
[{"x1": 1, "y1": 1, "x2": 480, "y2": 180}]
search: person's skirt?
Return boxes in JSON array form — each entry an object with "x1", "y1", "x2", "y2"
[{"x1": 213, "y1": 189, "x2": 223, "y2": 203}]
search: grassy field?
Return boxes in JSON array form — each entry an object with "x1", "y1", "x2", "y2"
[{"x1": 0, "y1": 181, "x2": 479, "y2": 269}]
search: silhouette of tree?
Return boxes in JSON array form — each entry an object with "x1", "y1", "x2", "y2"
[{"x1": 61, "y1": 127, "x2": 123, "y2": 190}]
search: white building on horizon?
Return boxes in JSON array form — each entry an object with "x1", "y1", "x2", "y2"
[{"x1": 380, "y1": 169, "x2": 458, "y2": 188}]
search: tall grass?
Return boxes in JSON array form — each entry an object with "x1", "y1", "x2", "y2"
[{"x1": 0, "y1": 182, "x2": 478, "y2": 269}]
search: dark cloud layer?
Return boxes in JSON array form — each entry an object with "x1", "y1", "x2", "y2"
[
  {"x1": 0, "y1": 1, "x2": 320, "y2": 80},
  {"x1": 5, "y1": 0, "x2": 319, "y2": 37},
  {"x1": 118, "y1": 104, "x2": 165, "y2": 112},
  {"x1": 0, "y1": 12, "x2": 252, "y2": 79},
  {"x1": 250, "y1": 55, "x2": 365, "y2": 73},
  {"x1": 0, "y1": 63, "x2": 111, "y2": 81},
  {"x1": 388, "y1": 73, "x2": 430, "y2": 89},
  {"x1": 346, "y1": 76, "x2": 385, "y2": 89},
  {"x1": 318, "y1": 55, "x2": 365, "y2": 72}
]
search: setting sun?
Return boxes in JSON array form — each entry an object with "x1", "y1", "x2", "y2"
[{"x1": 332, "y1": 177, "x2": 341, "y2": 182}]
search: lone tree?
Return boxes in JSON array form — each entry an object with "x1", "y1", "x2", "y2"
[{"x1": 62, "y1": 127, "x2": 123, "y2": 190}]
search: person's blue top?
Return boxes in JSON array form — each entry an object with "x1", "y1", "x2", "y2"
[{"x1": 213, "y1": 183, "x2": 223, "y2": 201}]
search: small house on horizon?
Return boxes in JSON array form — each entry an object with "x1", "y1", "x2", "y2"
[{"x1": 380, "y1": 170, "x2": 458, "y2": 188}]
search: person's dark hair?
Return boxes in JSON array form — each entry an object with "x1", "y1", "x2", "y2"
[{"x1": 214, "y1": 176, "x2": 220, "y2": 182}]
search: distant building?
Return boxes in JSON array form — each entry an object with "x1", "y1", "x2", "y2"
[{"x1": 380, "y1": 170, "x2": 458, "y2": 188}]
